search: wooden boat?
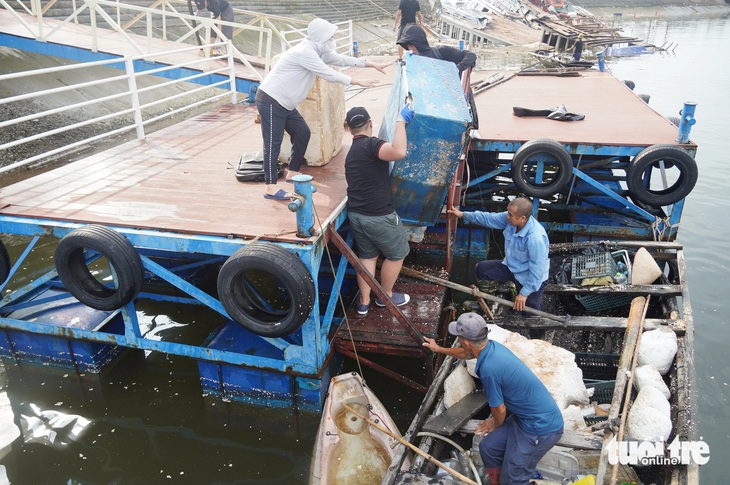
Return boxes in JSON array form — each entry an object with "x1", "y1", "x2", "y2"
[
  {"x1": 382, "y1": 240, "x2": 698, "y2": 485},
  {"x1": 311, "y1": 372, "x2": 405, "y2": 485}
]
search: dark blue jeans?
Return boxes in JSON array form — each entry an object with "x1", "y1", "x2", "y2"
[
  {"x1": 474, "y1": 259, "x2": 547, "y2": 311},
  {"x1": 479, "y1": 415, "x2": 563, "y2": 484},
  {"x1": 255, "y1": 89, "x2": 310, "y2": 185}
]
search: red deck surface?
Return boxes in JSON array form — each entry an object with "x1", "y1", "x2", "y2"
[{"x1": 470, "y1": 69, "x2": 697, "y2": 148}]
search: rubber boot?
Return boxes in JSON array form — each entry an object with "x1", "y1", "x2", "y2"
[{"x1": 485, "y1": 467, "x2": 502, "y2": 485}]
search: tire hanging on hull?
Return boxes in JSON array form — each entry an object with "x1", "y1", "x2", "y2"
[
  {"x1": 0, "y1": 240, "x2": 10, "y2": 285},
  {"x1": 511, "y1": 138, "x2": 574, "y2": 198},
  {"x1": 55, "y1": 225, "x2": 144, "y2": 311},
  {"x1": 217, "y1": 242, "x2": 315, "y2": 338},
  {"x1": 626, "y1": 144, "x2": 698, "y2": 207}
]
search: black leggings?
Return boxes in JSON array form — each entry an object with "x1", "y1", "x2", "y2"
[{"x1": 255, "y1": 90, "x2": 310, "y2": 185}]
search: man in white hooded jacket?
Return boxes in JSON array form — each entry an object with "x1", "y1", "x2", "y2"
[{"x1": 256, "y1": 18, "x2": 389, "y2": 200}]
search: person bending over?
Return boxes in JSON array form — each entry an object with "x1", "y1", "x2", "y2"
[{"x1": 423, "y1": 312, "x2": 563, "y2": 485}]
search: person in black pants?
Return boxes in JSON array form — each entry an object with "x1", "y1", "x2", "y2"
[
  {"x1": 393, "y1": 0, "x2": 422, "y2": 59},
  {"x1": 195, "y1": 0, "x2": 234, "y2": 45}
]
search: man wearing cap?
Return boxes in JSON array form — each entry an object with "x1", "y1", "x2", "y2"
[
  {"x1": 256, "y1": 18, "x2": 391, "y2": 200},
  {"x1": 345, "y1": 104, "x2": 414, "y2": 315},
  {"x1": 448, "y1": 197, "x2": 549, "y2": 312},
  {"x1": 423, "y1": 312, "x2": 563, "y2": 485}
]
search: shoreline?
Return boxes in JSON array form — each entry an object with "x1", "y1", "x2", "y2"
[{"x1": 581, "y1": 4, "x2": 730, "y2": 19}]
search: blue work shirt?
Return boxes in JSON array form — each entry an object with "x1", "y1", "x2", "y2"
[
  {"x1": 463, "y1": 211, "x2": 549, "y2": 297},
  {"x1": 475, "y1": 340, "x2": 564, "y2": 435}
]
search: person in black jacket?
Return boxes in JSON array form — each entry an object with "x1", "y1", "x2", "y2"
[
  {"x1": 195, "y1": 0, "x2": 234, "y2": 44},
  {"x1": 396, "y1": 24, "x2": 479, "y2": 128},
  {"x1": 396, "y1": 23, "x2": 476, "y2": 75}
]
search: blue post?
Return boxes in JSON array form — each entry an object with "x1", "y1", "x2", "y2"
[
  {"x1": 353, "y1": 41, "x2": 358, "y2": 56},
  {"x1": 675, "y1": 102, "x2": 697, "y2": 144},
  {"x1": 459, "y1": 40, "x2": 464, "y2": 50},
  {"x1": 288, "y1": 174, "x2": 315, "y2": 238},
  {"x1": 596, "y1": 51, "x2": 606, "y2": 72},
  {"x1": 247, "y1": 83, "x2": 258, "y2": 104}
]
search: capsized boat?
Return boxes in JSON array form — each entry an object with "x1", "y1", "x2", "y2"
[{"x1": 311, "y1": 372, "x2": 405, "y2": 485}]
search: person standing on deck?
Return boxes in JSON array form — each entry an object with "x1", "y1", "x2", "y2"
[
  {"x1": 447, "y1": 197, "x2": 549, "y2": 312},
  {"x1": 344, "y1": 105, "x2": 414, "y2": 315},
  {"x1": 396, "y1": 23, "x2": 479, "y2": 128},
  {"x1": 422, "y1": 312, "x2": 564, "y2": 485},
  {"x1": 256, "y1": 18, "x2": 390, "y2": 200},
  {"x1": 194, "y1": 0, "x2": 234, "y2": 48},
  {"x1": 393, "y1": 0, "x2": 422, "y2": 59},
  {"x1": 570, "y1": 34, "x2": 585, "y2": 61}
]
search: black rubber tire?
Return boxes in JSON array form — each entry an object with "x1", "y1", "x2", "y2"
[
  {"x1": 667, "y1": 116, "x2": 681, "y2": 127},
  {"x1": 0, "y1": 240, "x2": 10, "y2": 285},
  {"x1": 511, "y1": 138, "x2": 574, "y2": 198},
  {"x1": 627, "y1": 144, "x2": 698, "y2": 206},
  {"x1": 55, "y1": 225, "x2": 144, "y2": 311},
  {"x1": 217, "y1": 242, "x2": 315, "y2": 337},
  {"x1": 638, "y1": 93, "x2": 651, "y2": 104},
  {"x1": 623, "y1": 80, "x2": 636, "y2": 91}
]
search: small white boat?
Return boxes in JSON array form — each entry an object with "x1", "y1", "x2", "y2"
[{"x1": 310, "y1": 372, "x2": 404, "y2": 485}]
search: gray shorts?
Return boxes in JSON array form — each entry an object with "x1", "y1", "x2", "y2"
[{"x1": 349, "y1": 211, "x2": 410, "y2": 261}]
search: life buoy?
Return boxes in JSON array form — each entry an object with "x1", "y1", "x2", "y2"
[
  {"x1": 217, "y1": 242, "x2": 315, "y2": 337},
  {"x1": 55, "y1": 225, "x2": 144, "y2": 311},
  {"x1": 511, "y1": 138, "x2": 573, "y2": 198},
  {"x1": 0, "y1": 240, "x2": 10, "y2": 285},
  {"x1": 626, "y1": 144, "x2": 698, "y2": 206}
]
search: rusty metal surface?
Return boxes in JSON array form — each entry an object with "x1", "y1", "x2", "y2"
[
  {"x1": 0, "y1": 104, "x2": 349, "y2": 244},
  {"x1": 470, "y1": 70, "x2": 697, "y2": 149}
]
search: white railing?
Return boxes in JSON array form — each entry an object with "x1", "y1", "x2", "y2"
[
  {"x1": 281, "y1": 20, "x2": 355, "y2": 56},
  {"x1": 0, "y1": 42, "x2": 238, "y2": 175},
  {"x1": 1, "y1": 0, "x2": 355, "y2": 75}
]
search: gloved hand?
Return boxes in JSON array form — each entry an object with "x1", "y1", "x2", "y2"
[{"x1": 399, "y1": 103, "x2": 414, "y2": 123}]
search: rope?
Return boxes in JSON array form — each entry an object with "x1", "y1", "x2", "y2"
[
  {"x1": 312, "y1": 201, "x2": 364, "y2": 379},
  {"x1": 651, "y1": 216, "x2": 677, "y2": 242}
]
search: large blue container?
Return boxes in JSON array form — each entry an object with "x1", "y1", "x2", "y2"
[{"x1": 379, "y1": 54, "x2": 472, "y2": 227}]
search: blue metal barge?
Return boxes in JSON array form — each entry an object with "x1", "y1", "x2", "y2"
[{"x1": 0, "y1": 2, "x2": 700, "y2": 413}]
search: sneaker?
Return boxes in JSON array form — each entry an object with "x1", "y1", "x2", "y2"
[
  {"x1": 375, "y1": 292, "x2": 410, "y2": 307},
  {"x1": 356, "y1": 303, "x2": 369, "y2": 315}
]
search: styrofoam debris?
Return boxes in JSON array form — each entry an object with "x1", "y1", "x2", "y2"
[
  {"x1": 626, "y1": 386, "x2": 672, "y2": 441},
  {"x1": 637, "y1": 326, "x2": 677, "y2": 375},
  {"x1": 633, "y1": 364, "x2": 671, "y2": 399},
  {"x1": 444, "y1": 364, "x2": 476, "y2": 408}
]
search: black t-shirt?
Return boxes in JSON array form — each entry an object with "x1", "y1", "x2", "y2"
[
  {"x1": 345, "y1": 135, "x2": 393, "y2": 216},
  {"x1": 398, "y1": 0, "x2": 421, "y2": 26}
]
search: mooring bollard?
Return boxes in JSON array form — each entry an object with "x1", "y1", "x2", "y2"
[
  {"x1": 287, "y1": 174, "x2": 315, "y2": 238},
  {"x1": 597, "y1": 51, "x2": 606, "y2": 72},
  {"x1": 676, "y1": 102, "x2": 697, "y2": 144}
]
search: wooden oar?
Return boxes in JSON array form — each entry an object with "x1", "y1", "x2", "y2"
[
  {"x1": 400, "y1": 266, "x2": 569, "y2": 325},
  {"x1": 342, "y1": 404, "x2": 478, "y2": 485}
]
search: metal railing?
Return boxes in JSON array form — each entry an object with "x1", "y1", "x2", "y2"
[
  {"x1": 0, "y1": 42, "x2": 238, "y2": 174},
  {"x1": 1, "y1": 0, "x2": 356, "y2": 70}
]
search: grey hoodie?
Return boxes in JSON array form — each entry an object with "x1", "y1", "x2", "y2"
[{"x1": 258, "y1": 19, "x2": 366, "y2": 110}]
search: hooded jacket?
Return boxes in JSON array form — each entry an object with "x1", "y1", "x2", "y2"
[
  {"x1": 258, "y1": 18, "x2": 366, "y2": 110},
  {"x1": 397, "y1": 24, "x2": 477, "y2": 74}
]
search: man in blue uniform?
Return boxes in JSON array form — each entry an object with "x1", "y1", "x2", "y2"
[
  {"x1": 448, "y1": 197, "x2": 549, "y2": 312},
  {"x1": 423, "y1": 312, "x2": 564, "y2": 485}
]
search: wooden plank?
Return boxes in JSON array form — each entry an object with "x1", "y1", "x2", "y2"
[
  {"x1": 595, "y1": 297, "x2": 647, "y2": 484},
  {"x1": 499, "y1": 314, "x2": 685, "y2": 335},
  {"x1": 460, "y1": 419, "x2": 604, "y2": 450},
  {"x1": 422, "y1": 392, "x2": 488, "y2": 436},
  {"x1": 545, "y1": 283, "x2": 682, "y2": 296}
]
